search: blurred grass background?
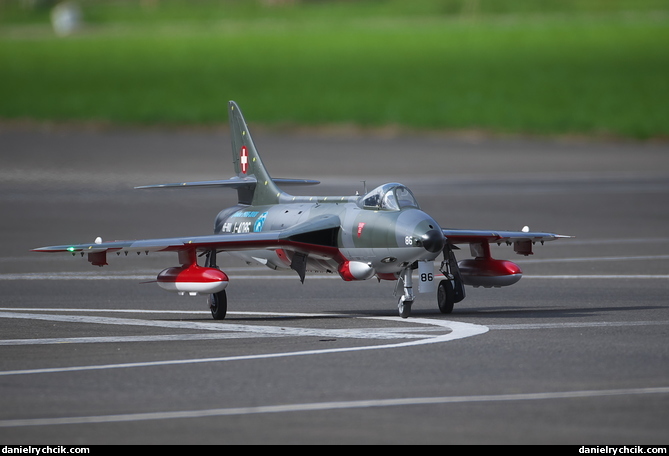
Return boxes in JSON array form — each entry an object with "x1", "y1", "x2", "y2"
[{"x1": 1, "y1": 0, "x2": 668, "y2": 139}]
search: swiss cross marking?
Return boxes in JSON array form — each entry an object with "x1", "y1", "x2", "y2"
[{"x1": 240, "y1": 146, "x2": 249, "y2": 174}]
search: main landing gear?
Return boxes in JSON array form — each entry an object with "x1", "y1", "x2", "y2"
[
  {"x1": 397, "y1": 247, "x2": 466, "y2": 319},
  {"x1": 437, "y1": 247, "x2": 466, "y2": 314},
  {"x1": 205, "y1": 250, "x2": 227, "y2": 320},
  {"x1": 209, "y1": 290, "x2": 227, "y2": 320}
]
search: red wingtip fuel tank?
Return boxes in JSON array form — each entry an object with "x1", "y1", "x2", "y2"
[
  {"x1": 157, "y1": 264, "x2": 229, "y2": 296},
  {"x1": 457, "y1": 258, "x2": 522, "y2": 288}
]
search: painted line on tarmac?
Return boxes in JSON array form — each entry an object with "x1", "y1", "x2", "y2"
[
  {"x1": 0, "y1": 272, "x2": 337, "y2": 280},
  {"x1": 0, "y1": 386, "x2": 667, "y2": 428},
  {"x1": 517, "y1": 254, "x2": 669, "y2": 264},
  {"x1": 0, "y1": 333, "x2": 282, "y2": 345},
  {"x1": 488, "y1": 321, "x2": 669, "y2": 330},
  {"x1": 0, "y1": 310, "x2": 446, "y2": 346},
  {"x1": 0, "y1": 310, "x2": 489, "y2": 376},
  {"x1": 3, "y1": 251, "x2": 669, "y2": 282},
  {"x1": 1, "y1": 272, "x2": 668, "y2": 281},
  {"x1": 523, "y1": 275, "x2": 669, "y2": 279}
]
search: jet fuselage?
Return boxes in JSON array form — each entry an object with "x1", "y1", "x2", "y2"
[{"x1": 214, "y1": 183, "x2": 444, "y2": 280}]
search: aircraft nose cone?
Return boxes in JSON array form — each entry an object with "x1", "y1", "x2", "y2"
[{"x1": 421, "y1": 229, "x2": 445, "y2": 253}]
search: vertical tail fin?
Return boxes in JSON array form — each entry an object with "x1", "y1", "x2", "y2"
[{"x1": 229, "y1": 101, "x2": 283, "y2": 206}]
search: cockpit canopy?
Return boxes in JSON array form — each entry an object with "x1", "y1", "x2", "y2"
[{"x1": 359, "y1": 183, "x2": 420, "y2": 211}]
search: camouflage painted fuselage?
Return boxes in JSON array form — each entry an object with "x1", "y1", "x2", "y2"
[{"x1": 215, "y1": 184, "x2": 444, "y2": 279}]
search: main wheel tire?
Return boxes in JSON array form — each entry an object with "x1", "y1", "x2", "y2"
[
  {"x1": 437, "y1": 280, "x2": 455, "y2": 314},
  {"x1": 209, "y1": 290, "x2": 228, "y2": 320}
]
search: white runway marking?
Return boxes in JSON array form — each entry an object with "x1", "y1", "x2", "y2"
[
  {"x1": 0, "y1": 310, "x2": 440, "y2": 339},
  {"x1": 1, "y1": 271, "x2": 668, "y2": 282},
  {"x1": 524, "y1": 275, "x2": 669, "y2": 279},
  {"x1": 0, "y1": 309, "x2": 489, "y2": 376},
  {"x1": 0, "y1": 386, "x2": 667, "y2": 428},
  {"x1": 3, "y1": 251, "x2": 669, "y2": 283},
  {"x1": 0, "y1": 310, "x2": 446, "y2": 346},
  {"x1": 517, "y1": 254, "x2": 669, "y2": 264},
  {"x1": 0, "y1": 272, "x2": 339, "y2": 280},
  {"x1": 0, "y1": 333, "x2": 281, "y2": 345},
  {"x1": 488, "y1": 321, "x2": 669, "y2": 330}
]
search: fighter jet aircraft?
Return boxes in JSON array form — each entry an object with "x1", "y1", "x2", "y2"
[{"x1": 33, "y1": 101, "x2": 570, "y2": 319}]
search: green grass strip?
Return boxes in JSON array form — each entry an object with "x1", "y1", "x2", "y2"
[{"x1": 1, "y1": 12, "x2": 667, "y2": 138}]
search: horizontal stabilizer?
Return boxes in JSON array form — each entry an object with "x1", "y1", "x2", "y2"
[{"x1": 135, "y1": 177, "x2": 319, "y2": 190}]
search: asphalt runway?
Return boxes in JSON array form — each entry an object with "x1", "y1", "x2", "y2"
[{"x1": 1, "y1": 125, "x2": 668, "y2": 444}]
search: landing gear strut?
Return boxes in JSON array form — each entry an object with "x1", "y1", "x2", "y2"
[
  {"x1": 397, "y1": 267, "x2": 414, "y2": 318},
  {"x1": 437, "y1": 246, "x2": 465, "y2": 314},
  {"x1": 205, "y1": 249, "x2": 227, "y2": 320}
]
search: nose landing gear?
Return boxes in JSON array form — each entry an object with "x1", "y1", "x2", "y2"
[{"x1": 396, "y1": 267, "x2": 414, "y2": 318}]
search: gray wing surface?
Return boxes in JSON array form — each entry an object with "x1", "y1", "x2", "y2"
[
  {"x1": 442, "y1": 229, "x2": 571, "y2": 256},
  {"x1": 32, "y1": 216, "x2": 342, "y2": 260},
  {"x1": 442, "y1": 229, "x2": 571, "y2": 244},
  {"x1": 32, "y1": 232, "x2": 284, "y2": 255}
]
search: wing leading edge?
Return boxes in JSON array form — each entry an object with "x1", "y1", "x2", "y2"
[
  {"x1": 442, "y1": 229, "x2": 570, "y2": 244},
  {"x1": 32, "y1": 216, "x2": 343, "y2": 266},
  {"x1": 442, "y1": 228, "x2": 572, "y2": 256},
  {"x1": 33, "y1": 227, "x2": 567, "y2": 256}
]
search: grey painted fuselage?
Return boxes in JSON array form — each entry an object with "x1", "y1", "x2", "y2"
[{"x1": 215, "y1": 184, "x2": 444, "y2": 279}]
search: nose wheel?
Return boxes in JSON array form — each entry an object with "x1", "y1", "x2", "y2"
[
  {"x1": 398, "y1": 297, "x2": 413, "y2": 318},
  {"x1": 396, "y1": 267, "x2": 415, "y2": 318}
]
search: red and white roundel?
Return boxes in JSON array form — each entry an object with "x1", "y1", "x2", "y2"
[{"x1": 240, "y1": 146, "x2": 249, "y2": 174}]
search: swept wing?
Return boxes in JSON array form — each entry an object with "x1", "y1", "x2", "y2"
[
  {"x1": 442, "y1": 229, "x2": 570, "y2": 245},
  {"x1": 442, "y1": 228, "x2": 571, "y2": 257},
  {"x1": 32, "y1": 215, "x2": 343, "y2": 264}
]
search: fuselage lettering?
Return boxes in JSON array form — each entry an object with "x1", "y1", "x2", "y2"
[{"x1": 222, "y1": 221, "x2": 252, "y2": 233}]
